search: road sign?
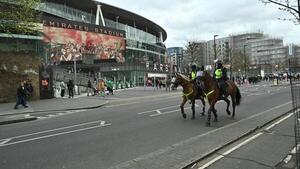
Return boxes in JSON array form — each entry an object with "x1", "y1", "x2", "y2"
[{"x1": 288, "y1": 44, "x2": 293, "y2": 57}]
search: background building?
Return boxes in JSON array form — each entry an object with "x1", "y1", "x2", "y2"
[
  {"x1": 167, "y1": 47, "x2": 183, "y2": 73},
  {"x1": 205, "y1": 32, "x2": 300, "y2": 77}
]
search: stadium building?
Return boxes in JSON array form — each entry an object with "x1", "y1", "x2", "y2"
[
  {"x1": 44, "y1": 0, "x2": 169, "y2": 86},
  {"x1": 1, "y1": 0, "x2": 168, "y2": 87}
]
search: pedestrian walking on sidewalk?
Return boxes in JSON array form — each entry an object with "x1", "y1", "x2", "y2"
[
  {"x1": 24, "y1": 79, "x2": 33, "y2": 98},
  {"x1": 106, "y1": 79, "x2": 113, "y2": 95},
  {"x1": 14, "y1": 81, "x2": 29, "y2": 109},
  {"x1": 67, "y1": 80, "x2": 74, "y2": 98},
  {"x1": 60, "y1": 81, "x2": 66, "y2": 97},
  {"x1": 92, "y1": 78, "x2": 97, "y2": 96},
  {"x1": 87, "y1": 79, "x2": 92, "y2": 96}
]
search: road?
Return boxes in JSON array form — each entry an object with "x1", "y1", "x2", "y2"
[{"x1": 0, "y1": 83, "x2": 293, "y2": 169}]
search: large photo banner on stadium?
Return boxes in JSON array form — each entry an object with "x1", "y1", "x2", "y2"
[{"x1": 42, "y1": 18, "x2": 126, "y2": 63}]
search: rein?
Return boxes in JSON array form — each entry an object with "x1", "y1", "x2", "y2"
[
  {"x1": 203, "y1": 90, "x2": 214, "y2": 100},
  {"x1": 182, "y1": 89, "x2": 194, "y2": 98}
]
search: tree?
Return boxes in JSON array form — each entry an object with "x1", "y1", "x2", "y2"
[
  {"x1": 184, "y1": 41, "x2": 205, "y2": 66},
  {"x1": 260, "y1": 0, "x2": 300, "y2": 24},
  {"x1": 231, "y1": 49, "x2": 251, "y2": 76},
  {"x1": 0, "y1": 0, "x2": 41, "y2": 35}
]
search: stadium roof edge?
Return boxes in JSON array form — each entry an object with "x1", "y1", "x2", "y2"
[{"x1": 46, "y1": 0, "x2": 167, "y2": 41}]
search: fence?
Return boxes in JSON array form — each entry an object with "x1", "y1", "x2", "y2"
[{"x1": 290, "y1": 78, "x2": 300, "y2": 169}]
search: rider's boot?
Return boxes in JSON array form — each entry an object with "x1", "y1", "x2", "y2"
[{"x1": 220, "y1": 86, "x2": 225, "y2": 98}]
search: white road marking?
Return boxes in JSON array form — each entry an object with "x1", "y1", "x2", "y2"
[
  {"x1": 150, "y1": 109, "x2": 179, "y2": 117},
  {"x1": 0, "y1": 138, "x2": 12, "y2": 145},
  {"x1": 191, "y1": 163, "x2": 197, "y2": 168},
  {"x1": 198, "y1": 106, "x2": 293, "y2": 169},
  {"x1": 106, "y1": 95, "x2": 179, "y2": 108},
  {"x1": 37, "y1": 116, "x2": 47, "y2": 119},
  {"x1": 150, "y1": 104, "x2": 200, "y2": 117},
  {"x1": 113, "y1": 102, "x2": 292, "y2": 168},
  {"x1": 137, "y1": 109, "x2": 155, "y2": 115},
  {"x1": 283, "y1": 155, "x2": 292, "y2": 163},
  {"x1": 0, "y1": 120, "x2": 109, "y2": 147},
  {"x1": 291, "y1": 147, "x2": 296, "y2": 154},
  {"x1": 0, "y1": 123, "x2": 111, "y2": 147},
  {"x1": 47, "y1": 114, "x2": 56, "y2": 117},
  {"x1": 265, "y1": 113, "x2": 293, "y2": 130},
  {"x1": 198, "y1": 133, "x2": 263, "y2": 169},
  {"x1": 138, "y1": 105, "x2": 179, "y2": 115},
  {"x1": 100, "y1": 121, "x2": 106, "y2": 125}
]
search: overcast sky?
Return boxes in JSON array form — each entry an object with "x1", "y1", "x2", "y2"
[{"x1": 99, "y1": 0, "x2": 299, "y2": 48}]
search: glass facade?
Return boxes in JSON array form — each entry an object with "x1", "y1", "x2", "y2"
[
  {"x1": 39, "y1": 2, "x2": 163, "y2": 46},
  {"x1": 39, "y1": 2, "x2": 96, "y2": 24},
  {"x1": 37, "y1": 1, "x2": 167, "y2": 85},
  {"x1": 38, "y1": 1, "x2": 166, "y2": 64}
]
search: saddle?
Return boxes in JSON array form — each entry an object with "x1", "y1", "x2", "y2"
[{"x1": 194, "y1": 80, "x2": 204, "y2": 98}]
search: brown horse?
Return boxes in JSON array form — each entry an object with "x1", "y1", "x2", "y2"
[
  {"x1": 172, "y1": 73, "x2": 205, "y2": 119},
  {"x1": 197, "y1": 71, "x2": 241, "y2": 126}
]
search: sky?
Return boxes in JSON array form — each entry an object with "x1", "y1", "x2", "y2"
[{"x1": 98, "y1": 0, "x2": 299, "y2": 48}]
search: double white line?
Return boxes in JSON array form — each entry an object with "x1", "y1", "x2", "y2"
[{"x1": 0, "y1": 120, "x2": 111, "y2": 147}]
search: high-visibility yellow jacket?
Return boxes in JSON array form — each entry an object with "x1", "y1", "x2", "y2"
[
  {"x1": 191, "y1": 71, "x2": 196, "y2": 80},
  {"x1": 215, "y1": 69, "x2": 222, "y2": 79}
]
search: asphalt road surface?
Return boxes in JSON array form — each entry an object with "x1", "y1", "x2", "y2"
[{"x1": 0, "y1": 83, "x2": 292, "y2": 169}]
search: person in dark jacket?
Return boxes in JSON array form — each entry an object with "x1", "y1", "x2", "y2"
[
  {"x1": 67, "y1": 80, "x2": 74, "y2": 98},
  {"x1": 87, "y1": 79, "x2": 92, "y2": 96},
  {"x1": 14, "y1": 81, "x2": 28, "y2": 109}
]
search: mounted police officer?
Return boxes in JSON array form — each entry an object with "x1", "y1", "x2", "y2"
[
  {"x1": 213, "y1": 59, "x2": 228, "y2": 98},
  {"x1": 190, "y1": 63, "x2": 204, "y2": 97},
  {"x1": 190, "y1": 63, "x2": 197, "y2": 82}
]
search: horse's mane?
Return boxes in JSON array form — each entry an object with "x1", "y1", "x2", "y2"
[{"x1": 203, "y1": 70, "x2": 212, "y2": 78}]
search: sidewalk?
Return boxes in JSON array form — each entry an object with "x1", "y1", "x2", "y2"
[{"x1": 0, "y1": 93, "x2": 108, "y2": 125}]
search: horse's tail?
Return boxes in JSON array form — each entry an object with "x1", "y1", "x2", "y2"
[{"x1": 235, "y1": 86, "x2": 242, "y2": 106}]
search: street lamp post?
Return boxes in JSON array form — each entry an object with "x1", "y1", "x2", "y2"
[
  {"x1": 243, "y1": 44, "x2": 247, "y2": 78},
  {"x1": 213, "y1": 35, "x2": 219, "y2": 60},
  {"x1": 74, "y1": 56, "x2": 77, "y2": 85}
]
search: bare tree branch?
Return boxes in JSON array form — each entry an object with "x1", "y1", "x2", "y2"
[{"x1": 260, "y1": 0, "x2": 300, "y2": 24}]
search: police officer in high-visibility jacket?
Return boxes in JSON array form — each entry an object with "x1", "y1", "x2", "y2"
[
  {"x1": 190, "y1": 64, "x2": 197, "y2": 81},
  {"x1": 213, "y1": 60, "x2": 227, "y2": 98}
]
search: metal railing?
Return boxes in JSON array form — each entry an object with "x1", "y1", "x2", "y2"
[
  {"x1": 290, "y1": 78, "x2": 300, "y2": 169},
  {"x1": 38, "y1": 2, "x2": 95, "y2": 24}
]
